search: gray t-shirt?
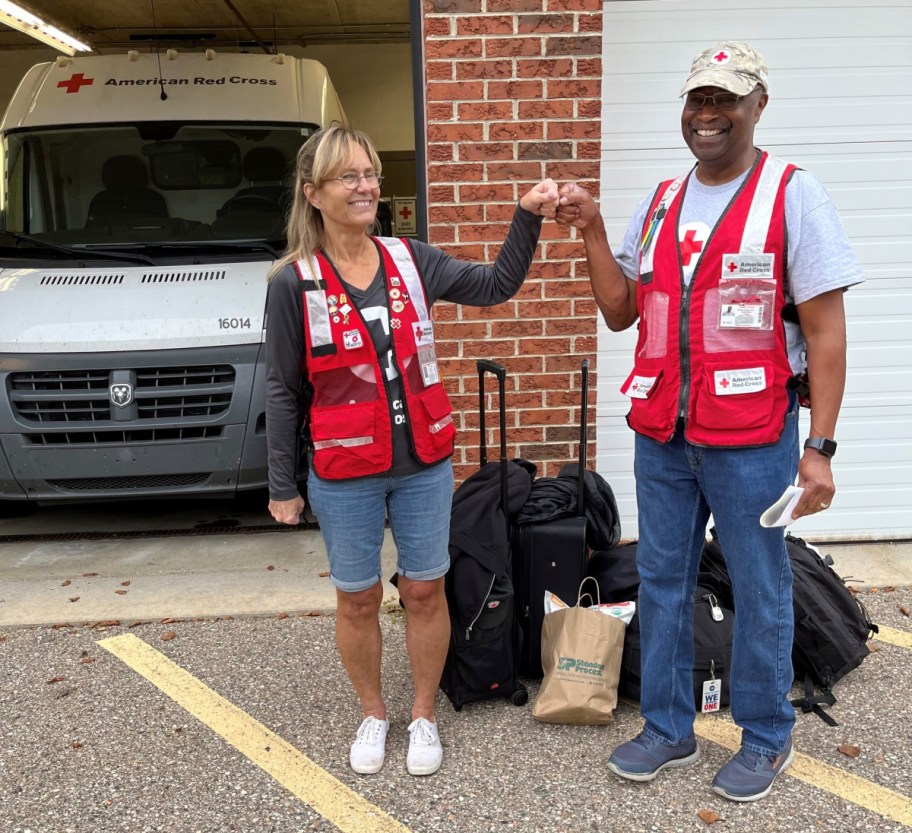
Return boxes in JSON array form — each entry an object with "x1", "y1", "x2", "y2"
[
  {"x1": 614, "y1": 164, "x2": 864, "y2": 372},
  {"x1": 265, "y1": 205, "x2": 543, "y2": 499}
]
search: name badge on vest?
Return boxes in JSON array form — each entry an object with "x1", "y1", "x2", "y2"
[
  {"x1": 413, "y1": 320, "x2": 440, "y2": 387},
  {"x1": 722, "y1": 253, "x2": 774, "y2": 279},
  {"x1": 343, "y1": 329, "x2": 364, "y2": 350},
  {"x1": 622, "y1": 374, "x2": 658, "y2": 399}
]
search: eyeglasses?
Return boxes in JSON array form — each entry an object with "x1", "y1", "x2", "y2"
[
  {"x1": 330, "y1": 172, "x2": 383, "y2": 190},
  {"x1": 683, "y1": 92, "x2": 746, "y2": 111}
]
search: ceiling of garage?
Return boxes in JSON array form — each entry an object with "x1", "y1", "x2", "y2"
[{"x1": 0, "y1": 0, "x2": 411, "y2": 52}]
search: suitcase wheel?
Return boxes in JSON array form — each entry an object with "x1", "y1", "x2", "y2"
[{"x1": 511, "y1": 688, "x2": 529, "y2": 707}]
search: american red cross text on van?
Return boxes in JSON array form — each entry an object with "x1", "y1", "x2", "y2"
[{"x1": 102, "y1": 77, "x2": 279, "y2": 87}]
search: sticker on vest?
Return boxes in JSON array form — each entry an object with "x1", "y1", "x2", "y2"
[
  {"x1": 343, "y1": 329, "x2": 364, "y2": 350},
  {"x1": 714, "y1": 367, "x2": 767, "y2": 396},
  {"x1": 722, "y1": 253, "x2": 774, "y2": 279},
  {"x1": 622, "y1": 375, "x2": 658, "y2": 399},
  {"x1": 412, "y1": 320, "x2": 434, "y2": 347}
]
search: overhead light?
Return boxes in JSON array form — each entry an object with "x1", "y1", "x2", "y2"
[{"x1": 0, "y1": 1, "x2": 91, "y2": 55}]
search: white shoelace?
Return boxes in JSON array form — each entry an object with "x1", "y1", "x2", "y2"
[
  {"x1": 355, "y1": 716, "x2": 385, "y2": 746},
  {"x1": 408, "y1": 718, "x2": 438, "y2": 747}
]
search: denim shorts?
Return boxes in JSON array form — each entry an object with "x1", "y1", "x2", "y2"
[{"x1": 306, "y1": 460, "x2": 454, "y2": 593}]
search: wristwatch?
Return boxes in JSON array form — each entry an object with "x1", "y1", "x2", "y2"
[{"x1": 804, "y1": 437, "x2": 837, "y2": 458}]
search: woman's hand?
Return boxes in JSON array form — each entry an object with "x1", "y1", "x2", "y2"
[
  {"x1": 520, "y1": 178, "x2": 560, "y2": 218},
  {"x1": 269, "y1": 495, "x2": 306, "y2": 525}
]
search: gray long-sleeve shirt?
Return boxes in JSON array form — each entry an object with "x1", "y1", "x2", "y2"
[{"x1": 265, "y1": 205, "x2": 543, "y2": 500}]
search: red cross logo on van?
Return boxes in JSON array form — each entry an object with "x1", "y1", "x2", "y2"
[{"x1": 57, "y1": 73, "x2": 94, "y2": 94}]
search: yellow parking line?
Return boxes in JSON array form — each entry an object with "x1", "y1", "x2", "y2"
[
  {"x1": 98, "y1": 633, "x2": 410, "y2": 833},
  {"x1": 695, "y1": 715, "x2": 912, "y2": 827},
  {"x1": 875, "y1": 625, "x2": 912, "y2": 650}
]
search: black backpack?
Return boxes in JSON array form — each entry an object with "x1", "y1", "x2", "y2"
[
  {"x1": 618, "y1": 574, "x2": 735, "y2": 711},
  {"x1": 785, "y1": 533, "x2": 878, "y2": 724},
  {"x1": 608, "y1": 539, "x2": 736, "y2": 712},
  {"x1": 701, "y1": 530, "x2": 878, "y2": 724}
]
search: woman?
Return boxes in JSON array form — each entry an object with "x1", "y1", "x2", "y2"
[{"x1": 266, "y1": 126, "x2": 557, "y2": 776}]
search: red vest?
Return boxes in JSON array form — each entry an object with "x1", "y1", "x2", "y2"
[
  {"x1": 297, "y1": 237, "x2": 455, "y2": 479},
  {"x1": 620, "y1": 152, "x2": 797, "y2": 447}
]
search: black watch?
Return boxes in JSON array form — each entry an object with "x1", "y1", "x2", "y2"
[{"x1": 804, "y1": 437, "x2": 837, "y2": 458}]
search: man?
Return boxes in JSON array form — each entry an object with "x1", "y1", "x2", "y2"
[{"x1": 558, "y1": 42, "x2": 863, "y2": 802}]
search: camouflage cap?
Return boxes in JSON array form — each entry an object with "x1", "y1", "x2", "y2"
[{"x1": 680, "y1": 42, "x2": 769, "y2": 97}]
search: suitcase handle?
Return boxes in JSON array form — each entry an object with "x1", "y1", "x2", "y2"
[
  {"x1": 577, "y1": 359, "x2": 589, "y2": 517},
  {"x1": 477, "y1": 360, "x2": 509, "y2": 540}
]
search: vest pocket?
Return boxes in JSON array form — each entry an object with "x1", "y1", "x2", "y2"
[
  {"x1": 638, "y1": 291, "x2": 670, "y2": 359},
  {"x1": 693, "y1": 361, "x2": 774, "y2": 431},
  {"x1": 621, "y1": 367, "x2": 676, "y2": 438},
  {"x1": 310, "y1": 400, "x2": 386, "y2": 475},
  {"x1": 412, "y1": 384, "x2": 456, "y2": 458}
]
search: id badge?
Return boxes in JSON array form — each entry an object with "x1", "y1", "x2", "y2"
[
  {"x1": 413, "y1": 320, "x2": 439, "y2": 387},
  {"x1": 719, "y1": 303, "x2": 764, "y2": 329},
  {"x1": 701, "y1": 678, "x2": 722, "y2": 714}
]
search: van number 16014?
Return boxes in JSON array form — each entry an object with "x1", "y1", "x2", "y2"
[{"x1": 219, "y1": 317, "x2": 252, "y2": 330}]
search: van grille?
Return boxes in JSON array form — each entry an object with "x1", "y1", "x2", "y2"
[
  {"x1": 46, "y1": 473, "x2": 210, "y2": 491},
  {"x1": 9, "y1": 365, "x2": 235, "y2": 431}
]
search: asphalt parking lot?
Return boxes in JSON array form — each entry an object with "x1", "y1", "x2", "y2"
[{"x1": 1, "y1": 500, "x2": 911, "y2": 833}]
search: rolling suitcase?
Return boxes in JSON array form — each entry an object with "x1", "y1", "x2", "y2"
[
  {"x1": 513, "y1": 359, "x2": 591, "y2": 679},
  {"x1": 439, "y1": 360, "x2": 529, "y2": 710}
]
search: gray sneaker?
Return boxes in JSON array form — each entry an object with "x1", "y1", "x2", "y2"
[
  {"x1": 607, "y1": 732, "x2": 700, "y2": 782},
  {"x1": 712, "y1": 737, "x2": 794, "y2": 802}
]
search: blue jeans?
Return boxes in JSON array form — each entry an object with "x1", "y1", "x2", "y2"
[
  {"x1": 307, "y1": 460, "x2": 454, "y2": 592},
  {"x1": 634, "y1": 403, "x2": 798, "y2": 757}
]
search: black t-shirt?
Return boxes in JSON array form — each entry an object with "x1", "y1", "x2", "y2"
[{"x1": 264, "y1": 205, "x2": 543, "y2": 499}]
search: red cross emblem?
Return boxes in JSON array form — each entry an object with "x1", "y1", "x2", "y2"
[
  {"x1": 720, "y1": 377, "x2": 730, "y2": 388},
  {"x1": 680, "y1": 228, "x2": 705, "y2": 266},
  {"x1": 57, "y1": 73, "x2": 94, "y2": 94},
  {"x1": 712, "y1": 50, "x2": 730, "y2": 65},
  {"x1": 398, "y1": 205, "x2": 412, "y2": 220},
  {"x1": 728, "y1": 260, "x2": 739, "y2": 273}
]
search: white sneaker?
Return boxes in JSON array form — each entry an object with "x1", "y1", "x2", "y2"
[
  {"x1": 349, "y1": 716, "x2": 388, "y2": 774},
  {"x1": 407, "y1": 718, "x2": 442, "y2": 776}
]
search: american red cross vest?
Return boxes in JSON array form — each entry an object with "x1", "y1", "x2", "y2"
[
  {"x1": 297, "y1": 237, "x2": 455, "y2": 479},
  {"x1": 620, "y1": 152, "x2": 798, "y2": 447}
]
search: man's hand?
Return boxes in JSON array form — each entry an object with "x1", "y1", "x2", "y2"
[
  {"x1": 556, "y1": 182, "x2": 600, "y2": 230},
  {"x1": 269, "y1": 495, "x2": 306, "y2": 525},
  {"x1": 520, "y1": 178, "x2": 560, "y2": 218},
  {"x1": 792, "y1": 452, "x2": 836, "y2": 519}
]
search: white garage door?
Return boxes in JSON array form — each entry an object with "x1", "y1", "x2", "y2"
[{"x1": 596, "y1": 0, "x2": 912, "y2": 541}]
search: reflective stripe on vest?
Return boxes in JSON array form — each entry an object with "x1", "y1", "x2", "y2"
[
  {"x1": 296, "y1": 256, "x2": 334, "y2": 355},
  {"x1": 376, "y1": 236, "x2": 429, "y2": 321},
  {"x1": 739, "y1": 156, "x2": 789, "y2": 253}
]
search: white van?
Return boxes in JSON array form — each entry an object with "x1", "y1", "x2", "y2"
[{"x1": 0, "y1": 50, "x2": 346, "y2": 506}]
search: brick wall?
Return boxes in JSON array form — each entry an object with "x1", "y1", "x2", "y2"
[{"x1": 422, "y1": 0, "x2": 603, "y2": 482}]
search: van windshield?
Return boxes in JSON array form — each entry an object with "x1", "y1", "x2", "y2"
[{"x1": 3, "y1": 123, "x2": 312, "y2": 247}]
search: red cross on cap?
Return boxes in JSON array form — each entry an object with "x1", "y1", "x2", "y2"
[
  {"x1": 712, "y1": 50, "x2": 731, "y2": 65},
  {"x1": 720, "y1": 377, "x2": 730, "y2": 388}
]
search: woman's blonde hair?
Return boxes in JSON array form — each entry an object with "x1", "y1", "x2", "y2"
[{"x1": 269, "y1": 125, "x2": 382, "y2": 279}]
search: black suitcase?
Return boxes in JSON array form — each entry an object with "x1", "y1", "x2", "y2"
[
  {"x1": 513, "y1": 359, "x2": 591, "y2": 679},
  {"x1": 439, "y1": 360, "x2": 529, "y2": 710}
]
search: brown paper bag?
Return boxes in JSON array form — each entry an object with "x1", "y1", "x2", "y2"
[{"x1": 531, "y1": 578, "x2": 626, "y2": 725}]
